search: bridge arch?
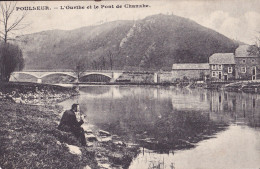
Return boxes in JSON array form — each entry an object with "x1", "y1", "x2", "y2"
[
  {"x1": 39, "y1": 72, "x2": 77, "y2": 79},
  {"x1": 80, "y1": 73, "x2": 112, "y2": 82},
  {"x1": 11, "y1": 72, "x2": 40, "y2": 80},
  {"x1": 12, "y1": 70, "x2": 124, "y2": 83}
]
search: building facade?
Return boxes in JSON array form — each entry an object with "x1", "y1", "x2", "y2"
[
  {"x1": 168, "y1": 45, "x2": 260, "y2": 82},
  {"x1": 171, "y1": 63, "x2": 209, "y2": 81},
  {"x1": 235, "y1": 45, "x2": 260, "y2": 80},
  {"x1": 209, "y1": 53, "x2": 236, "y2": 81}
]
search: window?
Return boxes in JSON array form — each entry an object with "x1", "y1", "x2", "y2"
[
  {"x1": 212, "y1": 71, "x2": 216, "y2": 77},
  {"x1": 212, "y1": 65, "x2": 216, "y2": 70},
  {"x1": 218, "y1": 65, "x2": 222, "y2": 70},
  {"x1": 252, "y1": 59, "x2": 255, "y2": 63},
  {"x1": 241, "y1": 67, "x2": 246, "y2": 73},
  {"x1": 228, "y1": 67, "x2": 232, "y2": 73},
  {"x1": 242, "y1": 59, "x2": 246, "y2": 63}
]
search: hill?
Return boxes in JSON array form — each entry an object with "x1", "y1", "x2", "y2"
[{"x1": 16, "y1": 14, "x2": 239, "y2": 70}]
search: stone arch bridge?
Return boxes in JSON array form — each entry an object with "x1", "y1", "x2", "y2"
[{"x1": 10, "y1": 70, "x2": 124, "y2": 83}]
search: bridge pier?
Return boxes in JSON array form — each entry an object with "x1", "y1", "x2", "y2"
[
  {"x1": 154, "y1": 73, "x2": 158, "y2": 83},
  {"x1": 110, "y1": 72, "x2": 115, "y2": 82},
  {"x1": 110, "y1": 72, "x2": 123, "y2": 82},
  {"x1": 9, "y1": 75, "x2": 16, "y2": 82},
  {"x1": 37, "y1": 78, "x2": 42, "y2": 83}
]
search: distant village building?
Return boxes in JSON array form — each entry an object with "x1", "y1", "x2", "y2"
[
  {"x1": 209, "y1": 53, "x2": 236, "y2": 81},
  {"x1": 169, "y1": 45, "x2": 259, "y2": 82},
  {"x1": 235, "y1": 45, "x2": 260, "y2": 80},
  {"x1": 171, "y1": 63, "x2": 209, "y2": 81},
  {"x1": 160, "y1": 66, "x2": 172, "y2": 72},
  {"x1": 119, "y1": 45, "x2": 260, "y2": 83},
  {"x1": 158, "y1": 66, "x2": 174, "y2": 83}
]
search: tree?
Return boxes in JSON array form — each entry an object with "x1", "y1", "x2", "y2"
[
  {"x1": 73, "y1": 57, "x2": 87, "y2": 82},
  {"x1": 0, "y1": 2, "x2": 27, "y2": 82},
  {"x1": 0, "y1": 2, "x2": 27, "y2": 43},
  {"x1": 108, "y1": 50, "x2": 114, "y2": 70},
  {"x1": 247, "y1": 45, "x2": 260, "y2": 56},
  {"x1": 247, "y1": 32, "x2": 260, "y2": 56},
  {"x1": 0, "y1": 42, "x2": 24, "y2": 81},
  {"x1": 91, "y1": 60, "x2": 98, "y2": 70},
  {"x1": 101, "y1": 55, "x2": 106, "y2": 70}
]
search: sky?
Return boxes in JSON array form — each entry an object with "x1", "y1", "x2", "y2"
[{"x1": 2, "y1": 0, "x2": 260, "y2": 44}]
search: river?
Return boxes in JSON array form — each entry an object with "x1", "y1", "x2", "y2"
[{"x1": 59, "y1": 85, "x2": 260, "y2": 169}]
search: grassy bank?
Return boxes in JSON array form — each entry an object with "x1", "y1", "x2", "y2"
[
  {"x1": 0, "y1": 82, "x2": 139, "y2": 169},
  {"x1": 0, "y1": 100, "x2": 139, "y2": 169},
  {"x1": 0, "y1": 100, "x2": 97, "y2": 168}
]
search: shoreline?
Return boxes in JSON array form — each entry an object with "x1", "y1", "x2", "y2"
[
  {"x1": 0, "y1": 80, "x2": 259, "y2": 168},
  {"x1": 8, "y1": 79, "x2": 260, "y2": 93},
  {"x1": 0, "y1": 82, "x2": 139, "y2": 169},
  {"x1": 59, "y1": 80, "x2": 260, "y2": 94}
]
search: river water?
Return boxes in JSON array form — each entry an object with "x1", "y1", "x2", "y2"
[{"x1": 59, "y1": 85, "x2": 260, "y2": 169}]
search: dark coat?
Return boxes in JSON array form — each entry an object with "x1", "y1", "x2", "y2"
[{"x1": 58, "y1": 109, "x2": 84, "y2": 132}]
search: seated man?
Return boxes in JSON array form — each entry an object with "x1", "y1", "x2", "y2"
[{"x1": 58, "y1": 104, "x2": 86, "y2": 146}]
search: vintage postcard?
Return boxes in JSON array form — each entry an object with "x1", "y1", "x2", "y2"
[{"x1": 0, "y1": 0, "x2": 260, "y2": 169}]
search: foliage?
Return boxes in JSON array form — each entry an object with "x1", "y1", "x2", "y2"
[
  {"x1": 247, "y1": 45, "x2": 260, "y2": 56},
  {"x1": 247, "y1": 32, "x2": 260, "y2": 57},
  {"x1": 0, "y1": 42, "x2": 24, "y2": 82},
  {"x1": 73, "y1": 56, "x2": 87, "y2": 82},
  {"x1": 108, "y1": 50, "x2": 114, "y2": 70}
]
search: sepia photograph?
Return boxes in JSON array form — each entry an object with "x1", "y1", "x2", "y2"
[{"x1": 0, "y1": 0, "x2": 260, "y2": 168}]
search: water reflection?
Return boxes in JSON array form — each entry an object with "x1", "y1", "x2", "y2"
[
  {"x1": 61, "y1": 86, "x2": 260, "y2": 139},
  {"x1": 209, "y1": 91, "x2": 260, "y2": 127},
  {"x1": 79, "y1": 86, "x2": 123, "y2": 99},
  {"x1": 59, "y1": 85, "x2": 260, "y2": 168},
  {"x1": 130, "y1": 125, "x2": 260, "y2": 169},
  {"x1": 170, "y1": 88, "x2": 260, "y2": 127}
]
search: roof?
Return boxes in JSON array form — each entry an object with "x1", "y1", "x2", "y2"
[
  {"x1": 209, "y1": 53, "x2": 235, "y2": 64},
  {"x1": 123, "y1": 66, "x2": 156, "y2": 72},
  {"x1": 160, "y1": 66, "x2": 172, "y2": 71},
  {"x1": 235, "y1": 45, "x2": 258, "y2": 58},
  {"x1": 172, "y1": 63, "x2": 209, "y2": 70}
]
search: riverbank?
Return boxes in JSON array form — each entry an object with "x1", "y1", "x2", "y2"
[
  {"x1": 0, "y1": 82, "x2": 79, "y2": 104},
  {"x1": 191, "y1": 80, "x2": 260, "y2": 93},
  {"x1": 225, "y1": 80, "x2": 260, "y2": 93},
  {"x1": 0, "y1": 82, "x2": 139, "y2": 168}
]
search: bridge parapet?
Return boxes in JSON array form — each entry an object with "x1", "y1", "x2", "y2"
[
  {"x1": 12, "y1": 70, "x2": 124, "y2": 83},
  {"x1": 12, "y1": 71, "x2": 77, "y2": 79},
  {"x1": 20, "y1": 69, "x2": 124, "y2": 73}
]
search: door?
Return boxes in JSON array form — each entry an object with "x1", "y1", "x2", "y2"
[
  {"x1": 252, "y1": 67, "x2": 256, "y2": 80},
  {"x1": 224, "y1": 75, "x2": 228, "y2": 81},
  {"x1": 218, "y1": 72, "x2": 222, "y2": 80}
]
